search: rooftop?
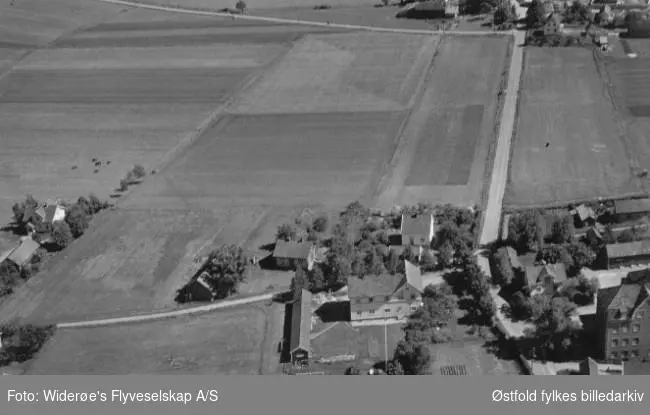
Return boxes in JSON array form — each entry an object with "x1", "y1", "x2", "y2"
[
  {"x1": 6, "y1": 239, "x2": 40, "y2": 266},
  {"x1": 400, "y1": 213, "x2": 433, "y2": 236},
  {"x1": 273, "y1": 240, "x2": 313, "y2": 260},
  {"x1": 290, "y1": 289, "x2": 312, "y2": 354},
  {"x1": 404, "y1": 260, "x2": 423, "y2": 293},
  {"x1": 524, "y1": 263, "x2": 568, "y2": 287},
  {"x1": 606, "y1": 240, "x2": 650, "y2": 259},
  {"x1": 614, "y1": 198, "x2": 650, "y2": 215},
  {"x1": 348, "y1": 273, "x2": 404, "y2": 298}
]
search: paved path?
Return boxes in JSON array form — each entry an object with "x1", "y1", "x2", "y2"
[
  {"x1": 479, "y1": 30, "x2": 525, "y2": 246},
  {"x1": 56, "y1": 292, "x2": 274, "y2": 329},
  {"x1": 98, "y1": 0, "x2": 509, "y2": 36}
]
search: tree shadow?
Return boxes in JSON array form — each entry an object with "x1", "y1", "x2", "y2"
[
  {"x1": 482, "y1": 335, "x2": 520, "y2": 361},
  {"x1": 0, "y1": 223, "x2": 27, "y2": 237},
  {"x1": 315, "y1": 301, "x2": 350, "y2": 323},
  {"x1": 258, "y1": 254, "x2": 283, "y2": 271}
]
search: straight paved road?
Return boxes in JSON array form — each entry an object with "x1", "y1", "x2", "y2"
[{"x1": 479, "y1": 30, "x2": 525, "y2": 246}]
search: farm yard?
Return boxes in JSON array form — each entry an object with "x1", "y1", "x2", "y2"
[
  {"x1": 374, "y1": 36, "x2": 511, "y2": 210},
  {"x1": 505, "y1": 47, "x2": 649, "y2": 208},
  {"x1": 0, "y1": 207, "x2": 273, "y2": 324},
  {"x1": 25, "y1": 304, "x2": 285, "y2": 374}
]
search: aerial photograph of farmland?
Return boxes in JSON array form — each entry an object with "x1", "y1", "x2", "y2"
[{"x1": 1, "y1": 0, "x2": 650, "y2": 378}]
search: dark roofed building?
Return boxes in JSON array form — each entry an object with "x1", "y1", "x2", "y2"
[
  {"x1": 182, "y1": 272, "x2": 215, "y2": 303},
  {"x1": 605, "y1": 241, "x2": 650, "y2": 269},
  {"x1": 524, "y1": 263, "x2": 568, "y2": 296},
  {"x1": 289, "y1": 289, "x2": 312, "y2": 365},
  {"x1": 5, "y1": 239, "x2": 40, "y2": 269},
  {"x1": 596, "y1": 279, "x2": 650, "y2": 363},
  {"x1": 399, "y1": 213, "x2": 435, "y2": 259},
  {"x1": 614, "y1": 198, "x2": 650, "y2": 221},
  {"x1": 273, "y1": 241, "x2": 326, "y2": 271}
]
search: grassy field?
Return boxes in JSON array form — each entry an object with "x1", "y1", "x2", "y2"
[
  {"x1": 0, "y1": 11, "x2": 297, "y2": 223},
  {"x1": 26, "y1": 304, "x2": 285, "y2": 374},
  {"x1": 505, "y1": 47, "x2": 646, "y2": 208},
  {"x1": 0, "y1": 208, "x2": 273, "y2": 324},
  {"x1": 123, "y1": 111, "x2": 408, "y2": 210},
  {"x1": 429, "y1": 339, "x2": 522, "y2": 376},
  {"x1": 231, "y1": 32, "x2": 439, "y2": 114},
  {"x1": 131, "y1": 0, "x2": 380, "y2": 11},
  {"x1": 374, "y1": 36, "x2": 511, "y2": 210}
]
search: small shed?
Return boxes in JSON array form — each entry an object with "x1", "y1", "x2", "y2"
[{"x1": 184, "y1": 272, "x2": 215, "y2": 302}]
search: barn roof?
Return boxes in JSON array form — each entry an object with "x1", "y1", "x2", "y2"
[
  {"x1": 6, "y1": 239, "x2": 40, "y2": 266},
  {"x1": 400, "y1": 213, "x2": 434, "y2": 236},
  {"x1": 606, "y1": 240, "x2": 650, "y2": 259},
  {"x1": 290, "y1": 289, "x2": 312, "y2": 354},
  {"x1": 348, "y1": 273, "x2": 404, "y2": 298},
  {"x1": 614, "y1": 198, "x2": 650, "y2": 215},
  {"x1": 273, "y1": 241, "x2": 312, "y2": 260}
]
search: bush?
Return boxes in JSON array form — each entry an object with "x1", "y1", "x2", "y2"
[
  {"x1": 0, "y1": 323, "x2": 55, "y2": 365},
  {"x1": 65, "y1": 204, "x2": 89, "y2": 238},
  {"x1": 131, "y1": 165, "x2": 146, "y2": 179},
  {"x1": 51, "y1": 221, "x2": 73, "y2": 250},
  {"x1": 119, "y1": 179, "x2": 129, "y2": 192}
]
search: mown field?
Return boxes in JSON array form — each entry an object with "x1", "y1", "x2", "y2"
[
  {"x1": 123, "y1": 32, "x2": 439, "y2": 211},
  {"x1": 505, "y1": 47, "x2": 646, "y2": 208},
  {"x1": 0, "y1": 10, "x2": 302, "y2": 223},
  {"x1": 133, "y1": 0, "x2": 379, "y2": 11},
  {"x1": 374, "y1": 36, "x2": 511, "y2": 210},
  {"x1": 26, "y1": 304, "x2": 285, "y2": 374}
]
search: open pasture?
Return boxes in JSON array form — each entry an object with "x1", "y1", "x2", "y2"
[
  {"x1": 26, "y1": 304, "x2": 285, "y2": 374},
  {"x1": 121, "y1": 111, "x2": 407, "y2": 210},
  {"x1": 0, "y1": 207, "x2": 271, "y2": 324},
  {"x1": 139, "y1": 0, "x2": 379, "y2": 12},
  {"x1": 231, "y1": 32, "x2": 439, "y2": 114},
  {"x1": 604, "y1": 56, "x2": 650, "y2": 118},
  {"x1": 505, "y1": 47, "x2": 645, "y2": 208},
  {"x1": 0, "y1": 0, "x2": 126, "y2": 47},
  {"x1": 0, "y1": 22, "x2": 291, "y2": 221},
  {"x1": 374, "y1": 36, "x2": 510, "y2": 210}
]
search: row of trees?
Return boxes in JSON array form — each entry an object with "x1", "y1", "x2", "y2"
[{"x1": 0, "y1": 323, "x2": 55, "y2": 367}]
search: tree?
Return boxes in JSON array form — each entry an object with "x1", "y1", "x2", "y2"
[
  {"x1": 386, "y1": 360, "x2": 405, "y2": 375},
  {"x1": 526, "y1": 0, "x2": 547, "y2": 28},
  {"x1": 535, "y1": 244, "x2": 573, "y2": 267},
  {"x1": 419, "y1": 250, "x2": 436, "y2": 272},
  {"x1": 65, "y1": 204, "x2": 89, "y2": 238},
  {"x1": 617, "y1": 229, "x2": 636, "y2": 243},
  {"x1": 493, "y1": 2, "x2": 512, "y2": 26},
  {"x1": 525, "y1": 296, "x2": 581, "y2": 361},
  {"x1": 558, "y1": 275, "x2": 599, "y2": 306},
  {"x1": 201, "y1": 244, "x2": 249, "y2": 299},
  {"x1": 565, "y1": 241, "x2": 596, "y2": 277},
  {"x1": 290, "y1": 265, "x2": 308, "y2": 297},
  {"x1": 492, "y1": 247, "x2": 515, "y2": 287},
  {"x1": 508, "y1": 210, "x2": 542, "y2": 253},
  {"x1": 566, "y1": 1, "x2": 591, "y2": 23},
  {"x1": 392, "y1": 338, "x2": 431, "y2": 375},
  {"x1": 345, "y1": 366, "x2": 361, "y2": 375},
  {"x1": 385, "y1": 249, "x2": 401, "y2": 274},
  {"x1": 88, "y1": 194, "x2": 107, "y2": 215},
  {"x1": 0, "y1": 323, "x2": 55, "y2": 365},
  {"x1": 276, "y1": 223, "x2": 299, "y2": 242},
  {"x1": 437, "y1": 241, "x2": 455, "y2": 269},
  {"x1": 132, "y1": 164, "x2": 146, "y2": 179},
  {"x1": 550, "y1": 215, "x2": 574, "y2": 244},
  {"x1": 509, "y1": 291, "x2": 533, "y2": 321},
  {"x1": 119, "y1": 179, "x2": 129, "y2": 192},
  {"x1": 51, "y1": 221, "x2": 73, "y2": 250},
  {"x1": 235, "y1": 0, "x2": 247, "y2": 13},
  {"x1": 312, "y1": 215, "x2": 329, "y2": 233},
  {"x1": 11, "y1": 195, "x2": 39, "y2": 233}
]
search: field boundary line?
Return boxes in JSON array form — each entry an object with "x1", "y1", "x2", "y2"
[
  {"x1": 96, "y1": 0, "x2": 510, "y2": 36},
  {"x1": 115, "y1": 38, "x2": 294, "y2": 207},
  {"x1": 56, "y1": 292, "x2": 275, "y2": 328}
]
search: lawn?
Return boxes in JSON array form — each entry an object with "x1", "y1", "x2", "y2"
[
  {"x1": 231, "y1": 32, "x2": 439, "y2": 114},
  {"x1": 0, "y1": 10, "x2": 294, "y2": 224},
  {"x1": 374, "y1": 36, "x2": 511, "y2": 210},
  {"x1": 25, "y1": 303, "x2": 285, "y2": 374},
  {"x1": 505, "y1": 47, "x2": 646, "y2": 208},
  {"x1": 429, "y1": 339, "x2": 523, "y2": 376},
  {"x1": 0, "y1": 207, "x2": 272, "y2": 324}
]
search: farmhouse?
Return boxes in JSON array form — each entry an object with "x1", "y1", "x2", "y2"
[
  {"x1": 572, "y1": 204, "x2": 597, "y2": 227},
  {"x1": 3, "y1": 239, "x2": 40, "y2": 270},
  {"x1": 396, "y1": 212, "x2": 435, "y2": 257},
  {"x1": 182, "y1": 272, "x2": 214, "y2": 302},
  {"x1": 544, "y1": 12, "x2": 565, "y2": 35},
  {"x1": 605, "y1": 241, "x2": 650, "y2": 269},
  {"x1": 595, "y1": 277, "x2": 650, "y2": 363},
  {"x1": 524, "y1": 263, "x2": 568, "y2": 296},
  {"x1": 348, "y1": 260, "x2": 424, "y2": 325},
  {"x1": 396, "y1": 0, "x2": 459, "y2": 18},
  {"x1": 272, "y1": 241, "x2": 327, "y2": 271},
  {"x1": 289, "y1": 289, "x2": 312, "y2": 366},
  {"x1": 24, "y1": 201, "x2": 66, "y2": 233},
  {"x1": 613, "y1": 198, "x2": 650, "y2": 222}
]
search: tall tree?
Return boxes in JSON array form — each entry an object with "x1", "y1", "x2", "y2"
[
  {"x1": 51, "y1": 221, "x2": 73, "y2": 250},
  {"x1": 526, "y1": 0, "x2": 547, "y2": 28},
  {"x1": 508, "y1": 210, "x2": 543, "y2": 253},
  {"x1": 525, "y1": 296, "x2": 581, "y2": 361},
  {"x1": 392, "y1": 338, "x2": 431, "y2": 375},
  {"x1": 202, "y1": 244, "x2": 249, "y2": 299},
  {"x1": 65, "y1": 203, "x2": 89, "y2": 238}
]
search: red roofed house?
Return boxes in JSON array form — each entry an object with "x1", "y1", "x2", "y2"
[
  {"x1": 524, "y1": 263, "x2": 568, "y2": 296},
  {"x1": 289, "y1": 289, "x2": 312, "y2": 366},
  {"x1": 605, "y1": 241, "x2": 650, "y2": 269},
  {"x1": 596, "y1": 277, "x2": 650, "y2": 363},
  {"x1": 273, "y1": 241, "x2": 327, "y2": 271},
  {"x1": 348, "y1": 260, "x2": 424, "y2": 325}
]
